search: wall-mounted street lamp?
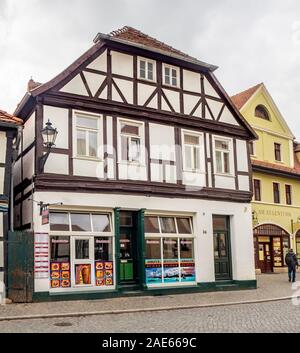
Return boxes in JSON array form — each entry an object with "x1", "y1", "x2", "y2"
[{"x1": 38, "y1": 119, "x2": 58, "y2": 173}]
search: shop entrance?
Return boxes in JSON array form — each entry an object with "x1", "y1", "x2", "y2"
[
  {"x1": 119, "y1": 211, "x2": 139, "y2": 285},
  {"x1": 258, "y1": 241, "x2": 273, "y2": 273},
  {"x1": 213, "y1": 215, "x2": 232, "y2": 281}
]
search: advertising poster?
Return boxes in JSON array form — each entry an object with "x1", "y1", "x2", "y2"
[
  {"x1": 34, "y1": 233, "x2": 49, "y2": 279},
  {"x1": 95, "y1": 261, "x2": 114, "y2": 286},
  {"x1": 75, "y1": 264, "x2": 91, "y2": 285},
  {"x1": 163, "y1": 260, "x2": 180, "y2": 283},
  {"x1": 145, "y1": 259, "x2": 162, "y2": 284},
  {"x1": 50, "y1": 262, "x2": 71, "y2": 288},
  {"x1": 180, "y1": 259, "x2": 196, "y2": 282}
]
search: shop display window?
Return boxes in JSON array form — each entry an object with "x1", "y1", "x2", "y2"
[
  {"x1": 144, "y1": 217, "x2": 160, "y2": 233},
  {"x1": 50, "y1": 213, "x2": 70, "y2": 231},
  {"x1": 92, "y1": 214, "x2": 111, "y2": 232},
  {"x1": 50, "y1": 236, "x2": 71, "y2": 288},
  {"x1": 71, "y1": 213, "x2": 91, "y2": 232}
]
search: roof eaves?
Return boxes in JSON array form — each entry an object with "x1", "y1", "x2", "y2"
[{"x1": 94, "y1": 33, "x2": 218, "y2": 72}]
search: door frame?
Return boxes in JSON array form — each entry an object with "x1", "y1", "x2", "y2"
[{"x1": 213, "y1": 215, "x2": 232, "y2": 281}]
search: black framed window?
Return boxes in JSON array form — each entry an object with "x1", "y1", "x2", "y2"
[
  {"x1": 285, "y1": 185, "x2": 292, "y2": 205},
  {"x1": 274, "y1": 143, "x2": 282, "y2": 161},
  {"x1": 253, "y1": 179, "x2": 261, "y2": 201},
  {"x1": 273, "y1": 183, "x2": 280, "y2": 204}
]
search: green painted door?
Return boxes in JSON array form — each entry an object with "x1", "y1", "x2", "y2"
[{"x1": 120, "y1": 227, "x2": 135, "y2": 282}]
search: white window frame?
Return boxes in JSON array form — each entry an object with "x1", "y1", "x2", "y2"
[
  {"x1": 213, "y1": 136, "x2": 234, "y2": 176},
  {"x1": 181, "y1": 130, "x2": 205, "y2": 173},
  {"x1": 117, "y1": 118, "x2": 145, "y2": 166},
  {"x1": 162, "y1": 63, "x2": 179, "y2": 88},
  {"x1": 73, "y1": 110, "x2": 103, "y2": 161},
  {"x1": 138, "y1": 57, "x2": 156, "y2": 82},
  {"x1": 49, "y1": 210, "x2": 115, "y2": 293}
]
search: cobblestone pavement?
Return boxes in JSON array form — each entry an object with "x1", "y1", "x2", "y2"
[
  {"x1": 0, "y1": 299, "x2": 299, "y2": 332},
  {"x1": 0, "y1": 274, "x2": 296, "y2": 319}
]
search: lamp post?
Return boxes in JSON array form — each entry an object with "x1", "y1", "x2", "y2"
[{"x1": 38, "y1": 119, "x2": 58, "y2": 173}]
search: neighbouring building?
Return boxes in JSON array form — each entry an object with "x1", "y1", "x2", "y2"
[
  {"x1": 13, "y1": 26, "x2": 257, "y2": 301},
  {"x1": 0, "y1": 110, "x2": 22, "y2": 288},
  {"x1": 232, "y1": 83, "x2": 300, "y2": 273}
]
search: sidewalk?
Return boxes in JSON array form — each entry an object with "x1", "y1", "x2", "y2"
[{"x1": 0, "y1": 274, "x2": 296, "y2": 321}]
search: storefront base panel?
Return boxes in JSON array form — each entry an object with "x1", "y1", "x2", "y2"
[{"x1": 31, "y1": 280, "x2": 257, "y2": 303}]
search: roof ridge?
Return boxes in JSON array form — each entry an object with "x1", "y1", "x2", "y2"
[{"x1": 230, "y1": 83, "x2": 263, "y2": 110}]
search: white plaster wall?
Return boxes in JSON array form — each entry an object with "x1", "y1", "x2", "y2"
[
  {"x1": 219, "y1": 106, "x2": 239, "y2": 126},
  {"x1": 44, "y1": 106, "x2": 69, "y2": 149},
  {"x1": 0, "y1": 168, "x2": 4, "y2": 194},
  {"x1": 118, "y1": 163, "x2": 147, "y2": 181},
  {"x1": 214, "y1": 175, "x2": 236, "y2": 190},
  {"x1": 44, "y1": 153, "x2": 69, "y2": 175},
  {"x1": 73, "y1": 159, "x2": 104, "y2": 179},
  {"x1": 87, "y1": 50, "x2": 107, "y2": 71},
  {"x1": 83, "y1": 72, "x2": 106, "y2": 97},
  {"x1": 32, "y1": 191, "x2": 255, "y2": 292},
  {"x1": 113, "y1": 78, "x2": 133, "y2": 104},
  {"x1": 0, "y1": 239, "x2": 3, "y2": 268},
  {"x1": 162, "y1": 89, "x2": 180, "y2": 113},
  {"x1": 22, "y1": 147, "x2": 35, "y2": 180},
  {"x1": 149, "y1": 123, "x2": 175, "y2": 161},
  {"x1": 165, "y1": 165, "x2": 177, "y2": 184},
  {"x1": 183, "y1": 70, "x2": 201, "y2": 92},
  {"x1": 238, "y1": 175, "x2": 250, "y2": 192},
  {"x1": 236, "y1": 140, "x2": 249, "y2": 172},
  {"x1": 183, "y1": 171, "x2": 206, "y2": 187},
  {"x1": 203, "y1": 77, "x2": 219, "y2": 98},
  {"x1": 183, "y1": 94, "x2": 200, "y2": 116},
  {"x1": 137, "y1": 83, "x2": 156, "y2": 107},
  {"x1": 60, "y1": 74, "x2": 88, "y2": 96},
  {"x1": 206, "y1": 99, "x2": 223, "y2": 120},
  {"x1": 111, "y1": 51, "x2": 133, "y2": 77},
  {"x1": 23, "y1": 112, "x2": 35, "y2": 150},
  {"x1": 0, "y1": 213, "x2": 3, "y2": 237},
  {"x1": 0, "y1": 132, "x2": 6, "y2": 164},
  {"x1": 150, "y1": 163, "x2": 162, "y2": 182}
]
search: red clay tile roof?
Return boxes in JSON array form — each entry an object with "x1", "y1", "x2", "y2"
[
  {"x1": 0, "y1": 109, "x2": 23, "y2": 126},
  {"x1": 110, "y1": 26, "x2": 194, "y2": 60},
  {"x1": 252, "y1": 158, "x2": 300, "y2": 175},
  {"x1": 231, "y1": 83, "x2": 263, "y2": 110}
]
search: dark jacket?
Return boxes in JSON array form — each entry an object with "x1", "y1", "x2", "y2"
[{"x1": 285, "y1": 252, "x2": 298, "y2": 268}]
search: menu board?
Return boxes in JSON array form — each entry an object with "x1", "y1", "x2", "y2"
[
  {"x1": 95, "y1": 261, "x2": 114, "y2": 286},
  {"x1": 273, "y1": 237, "x2": 282, "y2": 267},
  {"x1": 34, "y1": 233, "x2": 49, "y2": 279},
  {"x1": 50, "y1": 262, "x2": 71, "y2": 288},
  {"x1": 145, "y1": 259, "x2": 162, "y2": 284}
]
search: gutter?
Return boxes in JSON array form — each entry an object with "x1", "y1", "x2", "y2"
[{"x1": 94, "y1": 32, "x2": 218, "y2": 72}]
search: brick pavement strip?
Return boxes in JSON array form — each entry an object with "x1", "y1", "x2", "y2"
[{"x1": 0, "y1": 273, "x2": 297, "y2": 321}]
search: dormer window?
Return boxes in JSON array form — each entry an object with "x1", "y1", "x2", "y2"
[
  {"x1": 163, "y1": 64, "x2": 179, "y2": 87},
  {"x1": 255, "y1": 105, "x2": 270, "y2": 120},
  {"x1": 138, "y1": 57, "x2": 156, "y2": 82}
]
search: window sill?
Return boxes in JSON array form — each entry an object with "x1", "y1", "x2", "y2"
[
  {"x1": 183, "y1": 169, "x2": 205, "y2": 174},
  {"x1": 118, "y1": 161, "x2": 146, "y2": 167},
  {"x1": 138, "y1": 77, "x2": 156, "y2": 84},
  {"x1": 162, "y1": 83, "x2": 179, "y2": 89},
  {"x1": 214, "y1": 172, "x2": 234, "y2": 178},
  {"x1": 73, "y1": 156, "x2": 103, "y2": 162}
]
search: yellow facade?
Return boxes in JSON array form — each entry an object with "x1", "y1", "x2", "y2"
[{"x1": 233, "y1": 83, "x2": 300, "y2": 272}]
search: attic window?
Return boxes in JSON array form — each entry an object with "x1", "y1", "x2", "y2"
[{"x1": 255, "y1": 105, "x2": 270, "y2": 121}]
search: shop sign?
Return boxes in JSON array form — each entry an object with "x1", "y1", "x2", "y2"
[{"x1": 41, "y1": 208, "x2": 49, "y2": 225}]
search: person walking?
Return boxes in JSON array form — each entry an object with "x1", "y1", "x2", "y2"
[{"x1": 285, "y1": 249, "x2": 299, "y2": 282}]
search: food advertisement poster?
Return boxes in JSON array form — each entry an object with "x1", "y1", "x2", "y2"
[
  {"x1": 95, "y1": 261, "x2": 113, "y2": 286},
  {"x1": 50, "y1": 262, "x2": 71, "y2": 288},
  {"x1": 163, "y1": 259, "x2": 180, "y2": 283},
  {"x1": 180, "y1": 259, "x2": 196, "y2": 282},
  {"x1": 75, "y1": 264, "x2": 91, "y2": 285},
  {"x1": 145, "y1": 259, "x2": 162, "y2": 284}
]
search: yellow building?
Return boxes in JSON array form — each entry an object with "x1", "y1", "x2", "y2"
[{"x1": 232, "y1": 83, "x2": 300, "y2": 273}]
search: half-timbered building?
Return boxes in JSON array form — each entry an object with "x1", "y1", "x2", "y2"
[
  {"x1": 14, "y1": 26, "x2": 257, "y2": 301},
  {"x1": 0, "y1": 110, "x2": 22, "y2": 295}
]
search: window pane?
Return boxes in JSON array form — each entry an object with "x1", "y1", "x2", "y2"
[
  {"x1": 92, "y1": 214, "x2": 111, "y2": 232},
  {"x1": 121, "y1": 135, "x2": 129, "y2": 161},
  {"x1": 160, "y1": 217, "x2": 176, "y2": 233},
  {"x1": 145, "y1": 216, "x2": 160, "y2": 233},
  {"x1": 172, "y1": 69, "x2": 177, "y2": 86},
  {"x1": 223, "y1": 152, "x2": 230, "y2": 173},
  {"x1": 184, "y1": 134, "x2": 199, "y2": 145},
  {"x1": 146, "y1": 238, "x2": 161, "y2": 259},
  {"x1": 185, "y1": 145, "x2": 192, "y2": 169},
  {"x1": 77, "y1": 116, "x2": 98, "y2": 129},
  {"x1": 75, "y1": 239, "x2": 90, "y2": 259},
  {"x1": 213, "y1": 216, "x2": 228, "y2": 231},
  {"x1": 216, "y1": 150, "x2": 223, "y2": 173},
  {"x1": 194, "y1": 147, "x2": 200, "y2": 170},
  {"x1": 71, "y1": 213, "x2": 91, "y2": 231},
  {"x1": 140, "y1": 60, "x2": 146, "y2": 78},
  {"x1": 50, "y1": 212, "x2": 70, "y2": 231},
  {"x1": 180, "y1": 238, "x2": 193, "y2": 258},
  {"x1": 130, "y1": 137, "x2": 140, "y2": 161},
  {"x1": 163, "y1": 238, "x2": 178, "y2": 259},
  {"x1": 89, "y1": 131, "x2": 97, "y2": 157},
  {"x1": 50, "y1": 236, "x2": 70, "y2": 262},
  {"x1": 120, "y1": 212, "x2": 133, "y2": 226},
  {"x1": 148, "y1": 62, "x2": 153, "y2": 80},
  {"x1": 77, "y1": 130, "x2": 86, "y2": 156},
  {"x1": 215, "y1": 140, "x2": 228, "y2": 150},
  {"x1": 121, "y1": 123, "x2": 139, "y2": 135},
  {"x1": 177, "y1": 218, "x2": 192, "y2": 234},
  {"x1": 94, "y1": 237, "x2": 112, "y2": 261}
]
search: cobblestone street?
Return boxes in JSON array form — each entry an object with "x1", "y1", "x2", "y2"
[{"x1": 0, "y1": 299, "x2": 299, "y2": 333}]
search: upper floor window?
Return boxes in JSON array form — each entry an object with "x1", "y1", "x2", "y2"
[
  {"x1": 255, "y1": 105, "x2": 270, "y2": 121},
  {"x1": 253, "y1": 179, "x2": 261, "y2": 201},
  {"x1": 76, "y1": 114, "x2": 100, "y2": 158},
  {"x1": 249, "y1": 141, "x2": 255, "y2": 156},
  {"x1": 273, "y1": 182, "x2": 280, "y2": 204},
  {"x1": 120, "y1": 121, "x2": 142, "y2": 163},
  {"x1": 214, "y1": 139, "x2": 231, "y2": 174},
  {"x1": 138, "y1": 57, "x2": 155, "y2": 81},
  {"x1": 183, "y1": 133, "x2": 202, "y2": 171},
  {"x1": 163, "y1": 64, "x2": 179, "y2": 87},
  {"x1": 274, "y1": 143, "x2": 282, "y2": 162},
  {"x1": 285, "y1": 185, "x2": 292, "y2": 205}
]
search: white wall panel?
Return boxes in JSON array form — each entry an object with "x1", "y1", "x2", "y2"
[
  {"x1": 111, "y1": 51, "x2": 133, "y2": 77},
  {"x1": 44, "y1": 153, "x2": 69, "y2": 175},
  {"x1": 23, "y1": 111, "x2": 35, "y2": 150},
  {"x1": 137, "y1": 83, "x2": 156, "y2": 106},
  {"x1": 44, "y1": 106, "x2": 69, "y2": 149},
  {"x1": 87, "y1": 50, "x2": 107, "y2": 71},
  {"x1": 236, "y1": 140, "x2": 249, "y2": 172},
  {"x1": 0, "y1": 168, "x2": 4, "y2": 194},
  {"x1": 0, "y1": 213, "x2": 3, "y2": 237},
  {"x1": 183, "y1": 94, "x2": 200, "y2": 115},
  {"x1": 73, "y1": 159, "x2": 103, "y2": 178},
  {"x1": 219, "y1": 106, "x2": 239, "y2": 126},
  {"x1": 214, "y1": 175, "x2": 235, "y2": 190},
  {"x1": 60, "y1": 74, "x2": 88, "y2": 96},
  {"x1": 0, "y1": 132, "x2": 6, "y2": 164},
  {"x1": 162, "y1": 89, "x2": 180, "y2": 113},
  {"x1": 83, "y1": 72, "x2": 106, "y2": 97},
  {"x1": 114, "y1": 78, "x2": 133, "y2": 104},
  {"x1": 183, "y1": 70, "x2": 201, "y2": 92},
  {"x1": 149, "y1": 123, "x2": 175, "y2": 161},
  {"x1": 238, "y1": 175, "x2": 250, "y2": 191}
]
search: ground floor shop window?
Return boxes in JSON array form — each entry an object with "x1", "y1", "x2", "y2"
[
  {"x1": 49, "y1": 211, "x2": 114, "y2": 290},
  {"x1": 145, "y1": 215, "x2": 195, "y2": 285}
]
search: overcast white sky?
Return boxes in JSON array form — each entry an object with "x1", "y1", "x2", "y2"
[{"x1": 1, "y1": 0, "x2": 300, "y2": 138}]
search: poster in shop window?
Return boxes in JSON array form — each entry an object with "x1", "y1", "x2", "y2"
[
  {"x1": 180, "y1": 259, "x2": 195, "y2": 282},
  {"x1": 163, "y1": 260, "x2": 180, "y2": 283},
  {"x1": 145, "y1": 259, "x2": 162, "y2": 284}
]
